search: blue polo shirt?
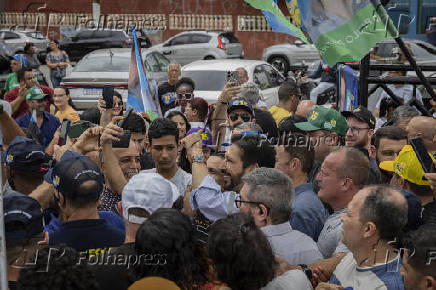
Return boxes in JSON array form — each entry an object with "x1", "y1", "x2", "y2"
[
  {"x1": 290, "y1": 182, "x2": 329, "y2": 242},
  {"x1": 16, "y1": 111, "x2": 60, "y2": 148}
]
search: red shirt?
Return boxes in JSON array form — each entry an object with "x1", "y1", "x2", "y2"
[{"x1": 5, "y1": 85, "x2": 54, "y2": 119}]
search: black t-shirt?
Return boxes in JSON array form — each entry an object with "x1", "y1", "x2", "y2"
[
  {"x1": 49, "y1": 218, "x2": 124, "y2": 252},
  {"x1": 90, "y1": 243, "x2": 137, "y2": 290},
  {"x1": 254, "y1": 108, "x2": 278, "y2": 138},
  {"x1": 158, "y1": 82, "x2": 177, "y2": 115}
]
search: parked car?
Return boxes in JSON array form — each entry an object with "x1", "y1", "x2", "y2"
[
  {"x1": 181, "y1": 59, "x2": 284, "y2": 108},
  {"x1": 262, "y1": 40, "x2": 321, "y2": 75},
  {"x1": 0, "y1": 30, "x2": 48, "y2": 55},
  {"x1": 59, "y1": 29, "x2": 132, "y2": 62},
  {"x1": 61, "y1": 48, "x2": 170, "y2": 110},
  {"x1": 374, "y1": 38, "x2": 436, "y2": 66},
  {"x1": 151, "y1": 31, "x2": 244, "y2": 66}
]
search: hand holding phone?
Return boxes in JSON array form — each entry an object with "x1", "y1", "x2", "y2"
[
  {"x1": 102, "y1": 85, "x2": 114, "y2": 109},
  {"x1": 58, "y1": 119, "x2": 71, "y2": 146}
]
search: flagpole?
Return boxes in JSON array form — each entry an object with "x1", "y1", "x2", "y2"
[{"x1": 0, "y1": 144, "x2": 8, "y2": 289}]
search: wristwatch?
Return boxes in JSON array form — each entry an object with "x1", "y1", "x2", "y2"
[
  {"x1": 298, "y1": 264, "x2": 312, "y2": 281},
  {"x1": 192, "y1": 154, "x2": 205, "y2": 163}
]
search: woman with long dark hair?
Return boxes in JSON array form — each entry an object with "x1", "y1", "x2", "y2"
[{"x1": 53, "y1": 86, "x2": 80, "y2": 123}]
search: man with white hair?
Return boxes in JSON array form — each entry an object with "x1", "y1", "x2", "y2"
[
  {"x1": 158, "y1": 62, "x2": 181, "y2": 115},
  {"x1": 240, "y1": 81, "x2": 278, "y2": 138}
]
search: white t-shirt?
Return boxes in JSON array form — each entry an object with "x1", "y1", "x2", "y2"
[
  {"x1": 262, "y1": 270, "x2": 313, "y2": 290},
  {"x1": 141, "y1": 167, "x2": 192, "y2": 197}
]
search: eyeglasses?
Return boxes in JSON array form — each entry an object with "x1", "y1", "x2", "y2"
[
  {"x1": 235, "y1": 197, "x2": 264, "y2": 209},
  {"x1": 229, "y1": 113, "x2": 251, "y2": 122},
  {"x1": 53, "y1": 94, "x2": 66, "y2": 98},
  {"x1": 177, "y1": 93, "x2": 193, "y2": 100},
  {"x1": 347, "y1": 127, "x2": 370, "y2": 134}
]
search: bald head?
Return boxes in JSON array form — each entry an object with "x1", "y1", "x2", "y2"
[
  {"x1": 406, "y1": 116, "x2": 436, "y2": 152},
  {"x1": 295, "y1": 100, "x2": 315, "y2": 118}
]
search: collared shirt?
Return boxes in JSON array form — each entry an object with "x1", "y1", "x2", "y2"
[
  {"x1": 5, "y1": 84, "x2": 53, "y2": 119},
  {"x1": 291, "y1": 183, "x2": 329, "y2": 242},
  {"x1": 261, "y1": 222, "x2": 322, "y2": 265},
  {"x1": 317, "y1": 208, "x2": 350, "y2": 259},
  {"x1": 330, "y1": 252, "x2": 404, "y2": 289},
  {"x1": 16, "y1": 111, "x2": 60, "y2": 148},
  {"x1": 190, "y1": 175, "x2": 238, "y2": 222}
]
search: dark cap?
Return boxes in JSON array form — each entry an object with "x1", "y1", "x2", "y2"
[
  {"x1": 4, "y1": 191, "x2": 43, "y2": 239},
  {"x1": 342, "y1": 106, "x2": 376, "y2": 129},
  {"x1": 2, "y1": 136, "x2": 52, "y2": 173},
  {"x1": 227, "y1": 97, "x2": 254, "y2": 116},
  {"x1": 44, "y1": 151, "x2": 104, "y2": 198}
]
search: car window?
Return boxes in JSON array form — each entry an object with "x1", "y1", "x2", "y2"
[
  {"x1": 169, "y1": 35, "x2": 191, "y2": 46},
  {"x1": 253, "y1": 65, "x2": 270, "y2": 90},
  {"x1": 145, "y1": 53, "x2": 162, "y2": 72},
  {"x1": 262, "y1": 64, "x2": 283, "y2": 88},
  {"x1": 182, "y1": 70, "x2": 227, "y2": 91},
  {"x1": 219, "y1": 33, "x2": 240, "y2": 43},
  {"x1": 76, "y1": 30, "x2": 94, "y2": 39},
  {"x1": 94, "y1": 30, "x2": 112, "y2": 38},
  {"x1": 191, "y1": 34, "x2": 211, "y2": 44},
  {"x1": 0, "y1": 31, "x2": 20, "y2": 40},
  {"x1": 152, "y1": 52, "x2": 170, "y2": 71},
  {"x1": 110, "y1": 31, "x2": 128, "y2": 39},
  {"x1": 74, "y1": 56, "x2": 130, "y2": 72},
  {"x1": 25, "y1": 31, "x2": 45, "y2": 39}
]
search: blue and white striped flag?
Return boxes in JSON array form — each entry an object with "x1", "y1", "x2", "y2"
[{"x1": 127, "y1": 27, "x2": 161, "y2": 120}]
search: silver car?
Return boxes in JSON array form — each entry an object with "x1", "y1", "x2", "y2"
[
  {"x1": 262, "y1": 40, "x2": 321, "y2": 75},
  {"x1": 61, "y1": 48, "x2": 170, "y2": 110},
  {"x1": 0, "y1": 30, "x2": 48, "y2": 55},
  {"x1": 151, "y1": 31, "x2": 244, "y2": 66}
]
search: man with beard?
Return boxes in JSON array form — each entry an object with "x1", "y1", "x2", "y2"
[
  {"x1": 342, "y1": 106, "x2": 381, "y2": 184},
  {"x1": 16, "y1": 87, "x2": 60, "y2": 148},
  {"x1": 373, "y1": 126, "x2": 408, "y2": 184},
  {"x1": 185, "y1": 133, "x2": 276, "y2": 222}
]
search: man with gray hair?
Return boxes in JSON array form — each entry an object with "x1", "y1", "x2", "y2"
[
  {"x1": 240, "y1": 81, "x2": 278, "y2": 138},
  {"x1": 391, "y1": 105, "x2": 419, "y2": 131},
  {"x1": 237, "y1": 167, "x2": 322, "y2": 265},
  {"x1": 158, "y1": 62, "x2": 181, "y2": 115}
]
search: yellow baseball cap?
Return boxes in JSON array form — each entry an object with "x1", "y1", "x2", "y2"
[{"x1": 379, "y1": 145, "x2": 435, "y2": 186}]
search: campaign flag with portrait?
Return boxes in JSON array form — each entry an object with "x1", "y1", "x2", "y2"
[
  {"x1": 297, "y1": 0, "x2": 398, "y2": 65},
  {"x1": 127, "y1": 27, "x2": 161, "y2": 120}
]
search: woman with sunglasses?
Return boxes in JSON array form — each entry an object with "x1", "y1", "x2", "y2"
[{"x1": 164, "y1": 77, "x2": 195, "y2": 116}]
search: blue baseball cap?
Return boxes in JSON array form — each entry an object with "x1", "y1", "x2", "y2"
[
  {"x1": 227, "y1": 97, "x2": 254, "y2": 117},
  {"x1": 2, "y1": 136, "x2": 52, "y2": 173},
  {"x1": 4, "y1": 191, "x2": 43, "y2": 239},
  {"x1": 44, "y1": 151, "x2": 104, "y2": 198},
  {"x1": 186, "y1": 127, "x2": 213, "y2": 147}
]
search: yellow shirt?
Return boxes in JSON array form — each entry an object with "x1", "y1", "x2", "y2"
[
  {"x1": 55, "y1": 105, "x2": 80, "y2": 123},
  {"x1": 269, "y1": 105, "x2": 291, "y2": 126}
]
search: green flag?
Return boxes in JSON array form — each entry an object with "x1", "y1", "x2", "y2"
[{"x1": 245, "y1": 0, "x2": 309, "y2": 43}]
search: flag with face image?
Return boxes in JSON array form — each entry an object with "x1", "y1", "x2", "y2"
[
  {"x1": 296, "y1": 0, "x2": 398, "y2": 65},
  {"x1": 127, "y1": 27, "x2": 161, "y2": 121}
]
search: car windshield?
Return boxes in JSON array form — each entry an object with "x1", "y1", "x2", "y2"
[
  {"x1": 75, "y1": 56, "x2": 130, "y2": 72},
  {"x1": 25, "y1": 31, "x2": 45, "y2": 39},
  {"x1": 182, "y1": 71, "x2": 228, "y2": 91}
]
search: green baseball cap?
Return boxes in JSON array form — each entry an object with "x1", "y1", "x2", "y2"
[
  {"x1": 295, "y1": 106, "x2": 348, "y2": 136},
  {"x1": 25, "y1": 87, "x2": 47, "y2": 100}
]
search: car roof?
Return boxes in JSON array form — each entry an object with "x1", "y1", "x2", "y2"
[
  {"x1": 182, "y1": 59, "x2": 267, "y2": 71},
  {"x1": 173, "y1": 30, "x2": 225, "y2": 36}
]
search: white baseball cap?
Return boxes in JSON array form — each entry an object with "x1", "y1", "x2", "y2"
[{"x1": 122, "y1": 172, "x2": 179, "y2": 224}]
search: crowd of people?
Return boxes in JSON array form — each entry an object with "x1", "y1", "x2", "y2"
[{"x1": 1, "y1": 48, "x2": 436, "y2": 290}]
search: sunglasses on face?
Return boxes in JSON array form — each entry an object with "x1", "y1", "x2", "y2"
[
  {"x1": 229, "y1": 113, "x2": 251, "y2": 122},
  {"x1": 114, "y1": 101, "x2": 123, "y2": 107},
  {"x1": 177, "y1": 93, "x2": 192, "y2": 100}
]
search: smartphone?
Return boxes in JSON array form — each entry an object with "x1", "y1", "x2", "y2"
[
  {"x1": 68, "y1": 121, "x2": 96, "y2": 139},
  {"x1": 410, "y1": 137, "x2": 435, "y2": 173},
  {"x1": 112, "y1": 130, "x2": 131, "y2": 148},
  {"x1": 118, "y1": 107, "x2": 134, "y2": 129},
  {"x1": 58, "y1": 119, "x2": 71, "y2": 146},
  {"x1": 102, "y1": 85, "x2": 114, "y2": 109},
  {"x1": 226, "y1": 71, "x2": 240, "y2": 86}
]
